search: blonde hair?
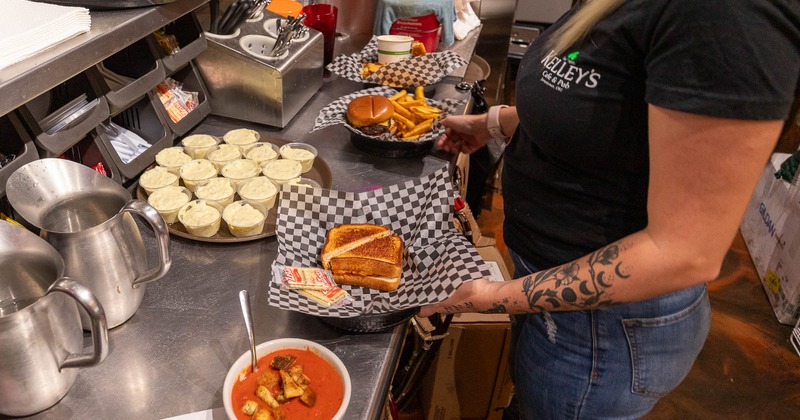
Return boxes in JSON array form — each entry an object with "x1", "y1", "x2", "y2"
[{"x1": 547, "y1": 0, "x2": 627, "y2": 56}]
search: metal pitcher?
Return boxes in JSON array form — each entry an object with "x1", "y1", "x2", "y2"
[
  {"x1": 6, "y1": 158, "x2": 171, "y2": 329},
  {"x1": 0, "y1": 220, "x2": 108, "y2": 417}
]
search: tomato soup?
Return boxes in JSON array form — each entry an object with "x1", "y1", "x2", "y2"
[{"x1": 230, "y1": 348, "x2": 344, "y2": 419}]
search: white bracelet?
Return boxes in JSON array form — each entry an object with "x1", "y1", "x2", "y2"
[{"x1": 487, "y1": 105, "x2": 509, "y2": 142}]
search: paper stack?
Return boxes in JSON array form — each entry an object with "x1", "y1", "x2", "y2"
[{"x1": 0, "y1": 0, "x2": 91, "y2": 71}]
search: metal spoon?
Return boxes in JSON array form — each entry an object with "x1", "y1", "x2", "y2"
[{"x1": 238, "y1": 290, "x2": 258, "y2": 372}]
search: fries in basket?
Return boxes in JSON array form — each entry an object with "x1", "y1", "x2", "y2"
[{"x1": 388, "y1": 87, "x2": 444, "y2": 141}]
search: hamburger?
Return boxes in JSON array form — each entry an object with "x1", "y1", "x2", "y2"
[{"x1": 346, "y1": 95, "x2": 395, "y2": 136}]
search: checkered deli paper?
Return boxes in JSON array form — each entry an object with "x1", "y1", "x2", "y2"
[
  {"x1": 268, "y1": 166, "x2": 492, "y2": 318},
  {"x1": 326, "y1": 36, "x2": 468, "y2": 88},
  {"x1": 312, "y1": 85, "x2": 464, "y2": 144}
]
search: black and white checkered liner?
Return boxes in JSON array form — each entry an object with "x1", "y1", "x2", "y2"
[
  {"x1": 312, "y1": 86, "x2": 465, "y2": 144},
  {"x1": 268, "y1": 166, "x2": 491, "y2": 318},
  {"x1": 327, "y1": 36, "x2": 468, "y2": 88}
]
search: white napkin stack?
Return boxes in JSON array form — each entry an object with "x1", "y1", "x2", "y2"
[{"x1": 0, "y1": 0, "x2": 91, "y2": 71}]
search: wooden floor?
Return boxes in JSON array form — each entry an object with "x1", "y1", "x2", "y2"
[{"x1": 399, "y1": 189, "x2": 800, "y2": 419}]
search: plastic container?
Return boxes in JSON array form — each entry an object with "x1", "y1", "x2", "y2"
[
  {"x1": 194, "y1": 177, "x2": 236, "y2": 208},
  {"x1": 244, "y1": 142, "x2": 279, "y2": 165},
  {"x1": 178, "y1": 199, "x2": 222, "y2": 237},
  {"x1": 155, "y1": 146, "x2": 192, "y2": 174},
  {"x1": 237, "y1": 176, "x2": 278, "y2": 210},
  {"x1": 261, "y1": 159, "x2": 302, "y2": 187},
  {"x1": 147, "y1": 185, "x2": 192, "y2": 224},
  {"x1": 222, "y1": 128, "x2": 260, "y2": 153},
  {"x1": 279, "y1": 142, "x2": 317, "y2": 173},
  {"x1": 222, "y1": 200, "x2": 267, "y2": 238},
  {"x1": 97, "y1": 35, "x2": 166, "y2": 115},
  {"x1": 138, "y1": 165, "x2": 180, "y2": 195},
  {"x1": 181, "y1": 134, "x2": 220, "y2": 159},
  {"x1": 156, "y1": 13, "x2": 208, "y2": 74},
  {"x1": 206, "y1": 143, "x2": 242, "y2": 171},
  {"x1": 220, "y1": 159, "x2": 261, "y2": 189},
  {"x1": 179, "y1": 158, "x2": 218, "y2": 192},
  {"x1": 0, "y1": 112, "x2": 39, "y2": 197}
]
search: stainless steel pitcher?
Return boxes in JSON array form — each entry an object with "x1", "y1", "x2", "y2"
[
  {"x1": 6, "y1": 158, "x2": 171, "y2": 329},
  {"x1": 0, "y1": 220, "x2": 108, "y2": 417}
]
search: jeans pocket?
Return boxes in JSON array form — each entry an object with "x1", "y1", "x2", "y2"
[{"x1": 621, "y1": 290, "x2": 710, "y2": 398}]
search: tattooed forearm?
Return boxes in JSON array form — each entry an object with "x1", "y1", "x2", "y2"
[
  {"x1": 481, "y1": 298, "x2": 511, "y2": 314},
  {"x1": 442, "y1": 301, "x2": 474, "y2": 313},
  {"x1": 522, "y1": 243, "x2": 628, "y2": 311}
]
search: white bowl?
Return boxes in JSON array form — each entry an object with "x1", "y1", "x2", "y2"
[{"x1": 223, "y1": 338, "x2": 351, "y2": 420}]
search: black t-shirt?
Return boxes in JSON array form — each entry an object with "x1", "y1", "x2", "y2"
[{"x1": 503, "y1": 0, "x2": 800, "y2": 269}]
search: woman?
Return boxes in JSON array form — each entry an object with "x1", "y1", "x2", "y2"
[{"x1": 419, "y1": 0, "x2": 800, "y2": 418}]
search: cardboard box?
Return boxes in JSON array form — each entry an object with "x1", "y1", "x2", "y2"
[
  {"x1": 740, "y1": 152, "x2": 800, "y2": 324},
  {"x1": 420, "y1": 244, "x2": 514, "y2": 420}
]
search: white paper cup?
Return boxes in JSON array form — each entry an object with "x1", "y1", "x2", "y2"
[{"x1": 377, "y1": 35, "x2": 413, "y2": 64}]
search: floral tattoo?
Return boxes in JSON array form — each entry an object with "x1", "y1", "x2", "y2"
[{"x1": 522, "y1": 243, "x2": 628, "y2": 311}]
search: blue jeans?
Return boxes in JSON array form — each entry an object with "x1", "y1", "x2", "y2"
[{"x1": 503, "y1": 249, "x2": 711, "y2": 419}]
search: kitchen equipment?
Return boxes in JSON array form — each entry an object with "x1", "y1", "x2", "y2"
[
  {"x1": 0, "y1": 220, "x2": 108, "y2": 417},
  {"x1": 30, "y1": 0, "x2": 176, "y2": 9},
  {"x1": 5, "y1": 158, "x2": 171, "y2": 329},
  {"x1": 195, "y1": 10, "x2": 323, "y2": 128},
  {"x1": 239, "y1": 290, "x2": 258, "y2": 372}
]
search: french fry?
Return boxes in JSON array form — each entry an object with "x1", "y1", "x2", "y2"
[
  {"x1": 388, "y1": 89, "x2": 407, "y2": 101},
  {"x1": 402, "y1": 118, "x2": 435, "y2": 139},
  {"x1": 398, "y1": 94, "x2": 415, "y2": 104},
  {"x1": 391, "y1": 100, "x2": 414, "y2": 121},
  {"x1": 410, "y1": 105, "x2": 442, "y2": 121},
  {"x1": 414, "y1": 86, "x2": 427, "y2": 105},
  {"x1": 393, "y1": 111, "x2": 415, "y2": 130},
  {"x1": 402, "y1": 98, "x2": 427, "y2": 108}
]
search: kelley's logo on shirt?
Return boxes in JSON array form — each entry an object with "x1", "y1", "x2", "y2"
[{"x1": 540, "y1": 49, "x2": 600, "y2": 92}]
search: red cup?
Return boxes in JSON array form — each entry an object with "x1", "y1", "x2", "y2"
[{"x1": 302, "y1": 4, "x2": 338, "y2": 72}]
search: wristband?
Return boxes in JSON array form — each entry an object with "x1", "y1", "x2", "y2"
[{"x1": 487, "y1": 105, "x2": 510, "y2": 142}]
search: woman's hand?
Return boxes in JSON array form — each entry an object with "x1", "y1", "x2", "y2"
[
  {"x1": 436, "y1": 114, "x2": 493, "y2": 154},
  {"x1": 418, "y1": 278, "x2": 499, "y2": 318}
]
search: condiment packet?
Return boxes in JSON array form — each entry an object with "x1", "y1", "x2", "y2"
[
  {"x1": 297, "y1": 286, "x2": 353, "y2": 308},
  {"x1": 272, "y1": 263, "x2": 337, "y2": 290}
]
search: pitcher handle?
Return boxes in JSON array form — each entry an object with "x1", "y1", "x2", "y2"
[
  {"x1": 122, "y1": 199, "x2": 172, "y2": 287},
  {"x1": 48, "y1": 277, "x2": 109, "y2": 369}
]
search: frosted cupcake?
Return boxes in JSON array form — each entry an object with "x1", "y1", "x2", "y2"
[
  {"x1": 155, "y1": 147, "x2": 192, "y2": 174},
  {"x1": 238, "y1": 176, "x2": 278, "y2": 210},
  {"x1": 206, "y1": 144, "x2": 242, "y2": 171},
  {"x1": 194, "y1": 177, "x2": 236, "y2": 208},
  {"x1": 181, "y1": 134, "x2": 219, "y2": 159},
  {"x1": 223, "y1": 128, "x2": 260, "y2": 153},
  {"x1": 178, "y1": 200, "x2": 222, "y2": 237},
  {"x1": 147, "y1": 186, "x2": 192, "y2": 224},
  {"x1": 220, "y1": 159, "x2": 261, "y2": 189},
  {"x1": 139, "y1": 166, "x2": 179, "y2": 195},
  {"x1": 222, "y1": 201, "x2": 267, "y2": 238},
  {"x1": 179, "y1": 159, "x2": 218, "y2": 192}
]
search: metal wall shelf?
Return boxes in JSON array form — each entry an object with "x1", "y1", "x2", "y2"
[{"x1": 0, "y1": 0, "x2": 207, "y2": 118}]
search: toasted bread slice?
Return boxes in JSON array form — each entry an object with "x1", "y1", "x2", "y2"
[
  {"x1": 328, "y1": 234, "x2": 403, "y2": 278},
  {"x1": 333, "y1": 273, "x2": 401, "y2": 292},
  {"x1": 320, "y1": 224, "x2": 392, "y2": 268}
]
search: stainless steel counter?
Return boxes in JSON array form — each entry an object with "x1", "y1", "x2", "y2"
[{"x1": 16, "y1": 21, "x2": 480, "y2": 420}]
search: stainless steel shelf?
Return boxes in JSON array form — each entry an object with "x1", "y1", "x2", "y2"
[{"x1": 0, "y1": 0, "x2": 208, "y2": 118}]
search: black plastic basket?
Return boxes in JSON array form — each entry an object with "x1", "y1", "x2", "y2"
[{"x1": 318, "y1": 308, "x2": 418, "y2": 333}]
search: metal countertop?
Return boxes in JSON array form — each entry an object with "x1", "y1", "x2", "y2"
[{"x1": 19, "y1": 28, "x2": 480, "y2": 420}]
